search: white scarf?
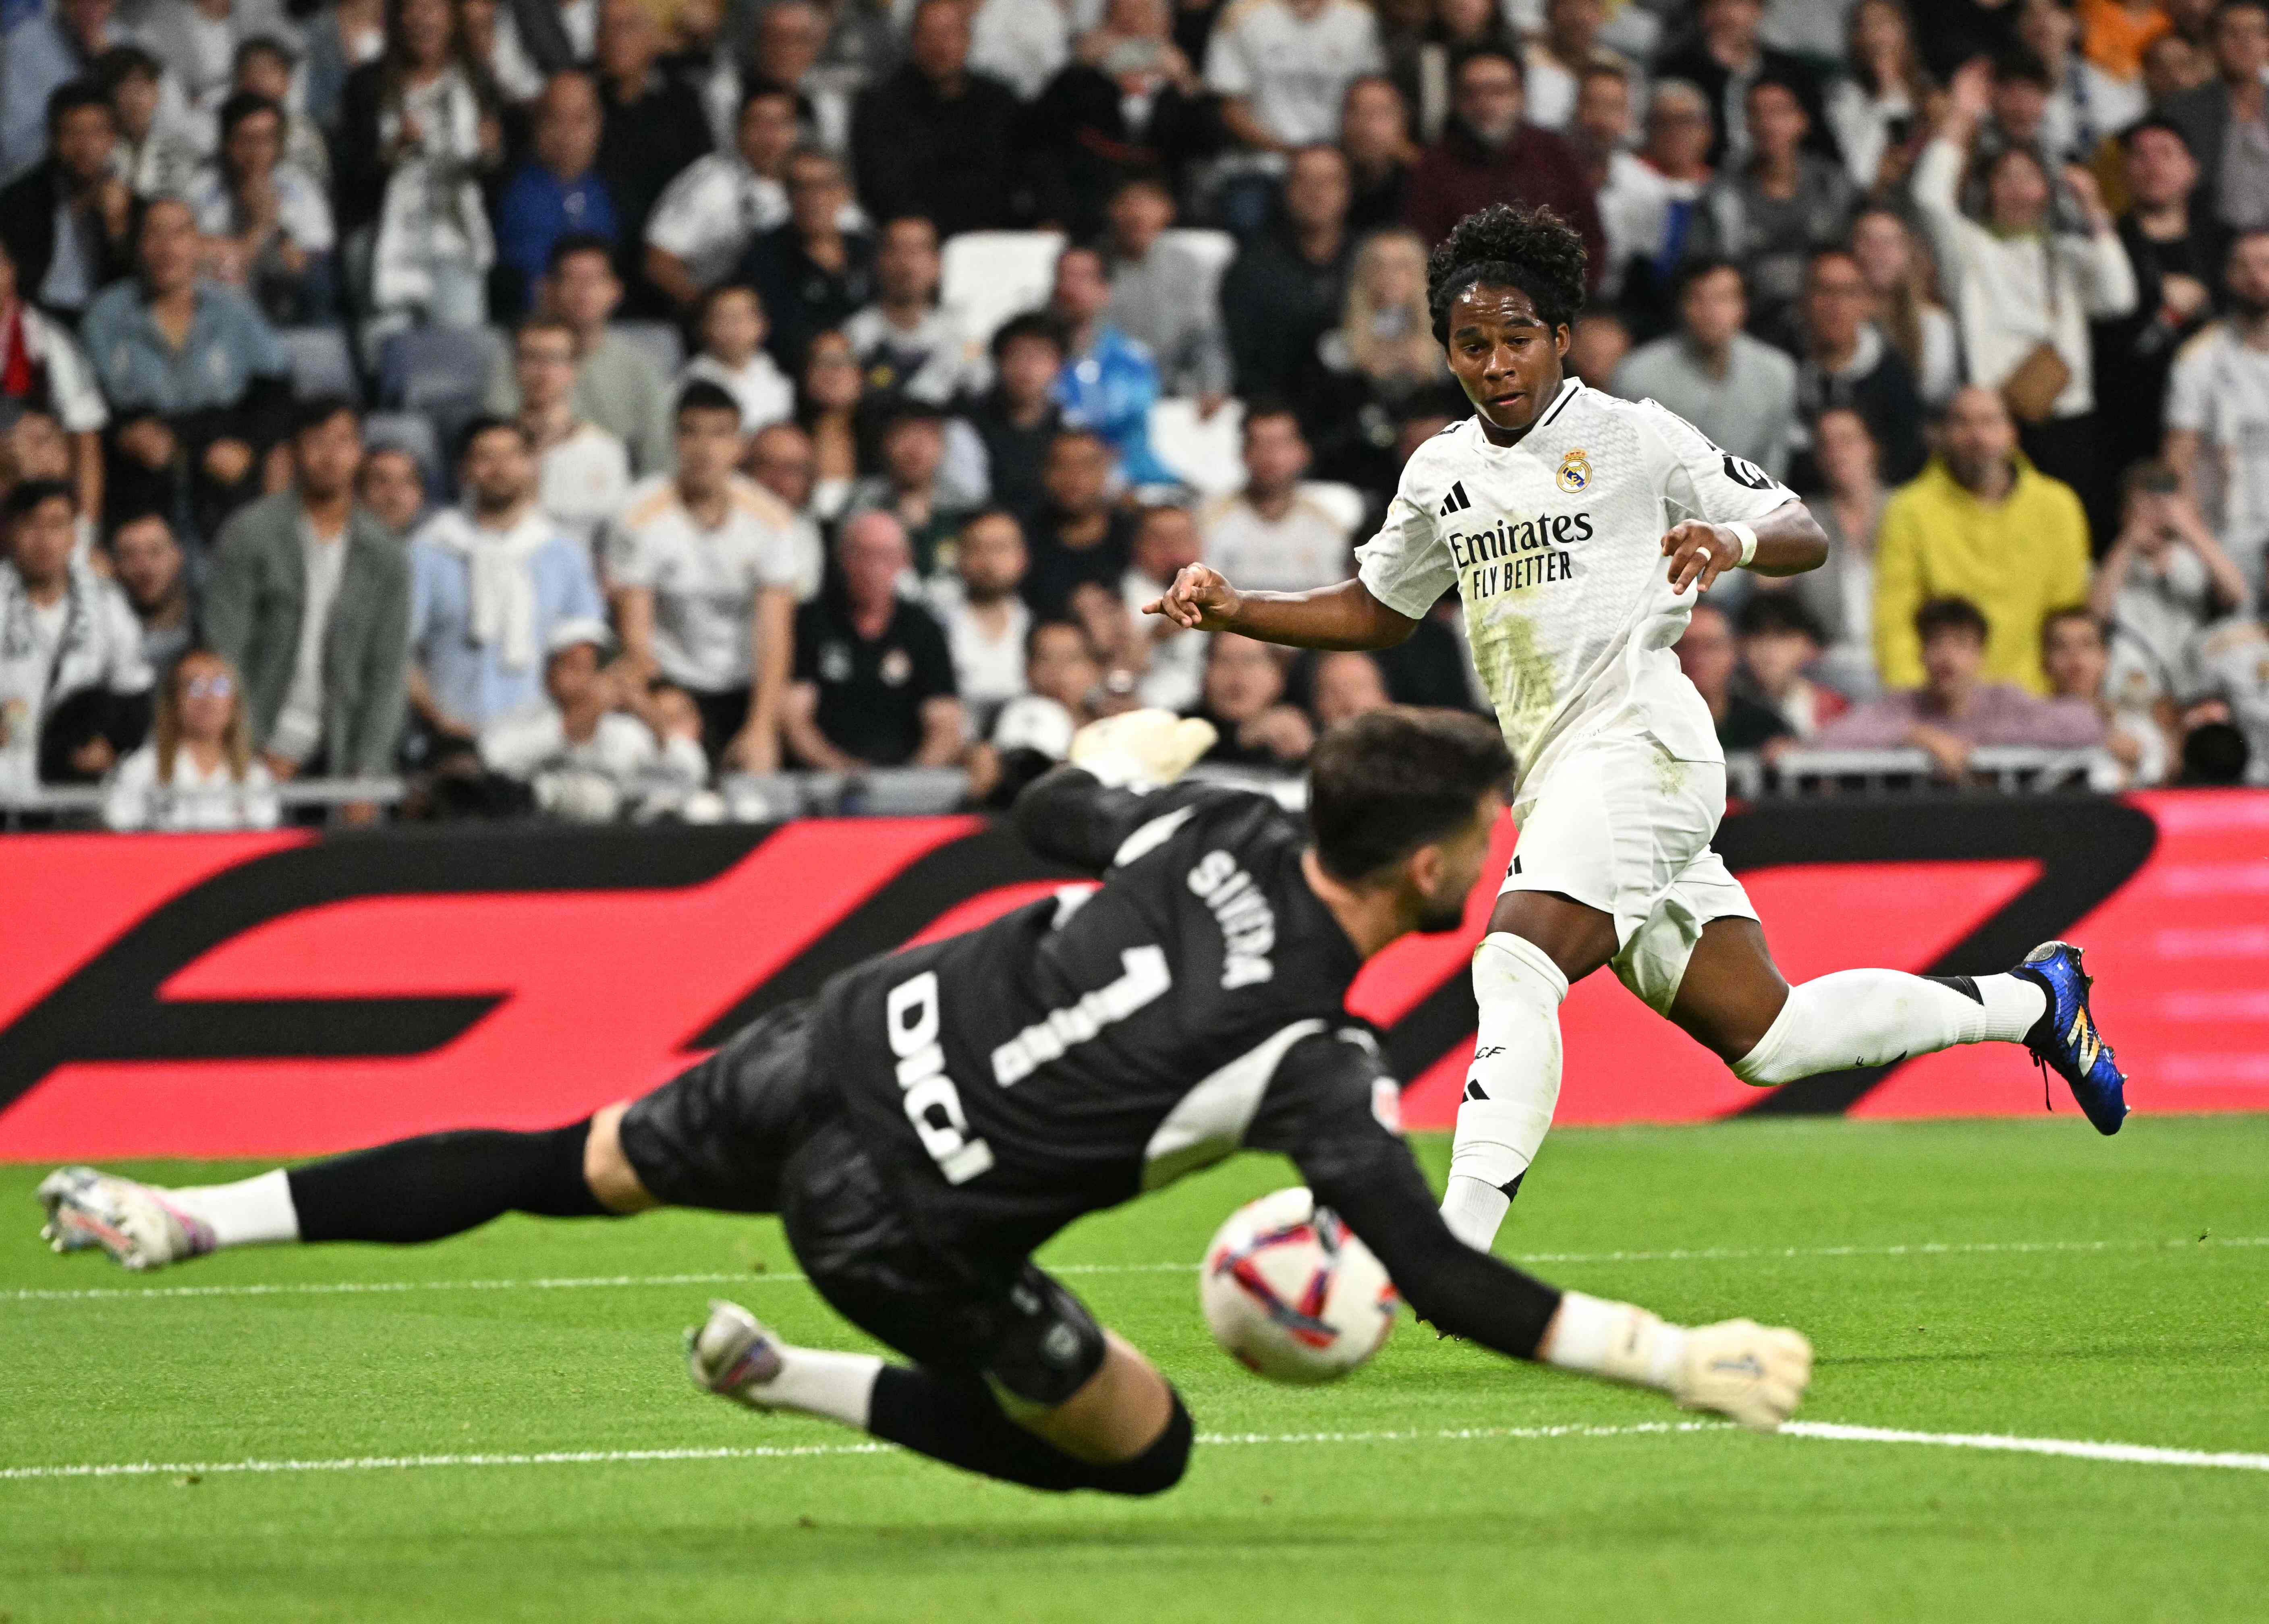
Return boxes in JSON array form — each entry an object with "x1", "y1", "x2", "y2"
[
  {"x1": 371, "y1": 68, "x2": 496, "y2": 311},
  {"x1": 421, "y1": 506, "x2": 555, "y2": 672}
]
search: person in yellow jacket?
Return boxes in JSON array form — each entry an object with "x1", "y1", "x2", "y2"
[{"x1": 1874, "y1": 386, "x2": 2092, "y2": 692}]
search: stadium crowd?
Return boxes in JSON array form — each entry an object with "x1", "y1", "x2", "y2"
[{"x1": 3, "y1": 0, "x2": 2269, "y2": 829}]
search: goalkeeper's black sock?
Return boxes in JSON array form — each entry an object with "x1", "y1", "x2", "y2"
[
  {"x1": 866, "y1": 1367, "x2": 1193, "y2": 1496},
  {"x1": 286, "y1": 1121, "x2": 608, "y2": 1244}
]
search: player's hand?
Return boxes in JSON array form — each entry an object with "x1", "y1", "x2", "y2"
[
  {"x1": 1671, "y1": 1319, "x2": 1814, "y2": 1432},
  {"x1": 1660, "y1": 521, "x2": 1740, "y2": 595},
  {"x1": 1069, "y1": 708, "x2": 1217, "y2": 786},
  {"x1": 1143, "y1": 563, "x2": 1242, "y2": 632}
]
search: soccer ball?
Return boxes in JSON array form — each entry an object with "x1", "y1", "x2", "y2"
[{"x1": 1200, "y1": 1187, "x2": 1398, "y2": 1384}]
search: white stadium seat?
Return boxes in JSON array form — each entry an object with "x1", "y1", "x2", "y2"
[
  {"x1": 1146, "y1": 396, "x2": 1246, "y2": 499},
  {"x1": 1300, "y1": 479, "x2": 1369, "y2": 536},
  {"x1": 940, "y1": 230, "x2": 1066, "y2": 348}
]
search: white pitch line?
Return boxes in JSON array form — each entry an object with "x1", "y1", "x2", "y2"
[
  {"x1": 6, "y1": 1417, "x2": 2267, "y2": 1485},
  {"x1": 9, "y1": 1235, "x2": 2264, "y2": 1305}
]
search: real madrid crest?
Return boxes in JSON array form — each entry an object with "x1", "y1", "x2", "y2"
[{"x1": 1557, "y1": 449, "x2": 1591, "y2": 494}]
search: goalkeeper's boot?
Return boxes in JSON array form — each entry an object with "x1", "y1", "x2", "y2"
[
  {"x1": 2012, "y1": 942, "x2": 2129, "y2": 1135},
  {"x1": 36, "y1": 1166, "x2": 214, "y2": 1271},
  {"x1": 686, "y1": 1299, "x2": 786, "y2": 1408}
]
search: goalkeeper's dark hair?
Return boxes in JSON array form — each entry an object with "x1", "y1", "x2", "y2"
[
  {"x1": 1309, "y1": 708, "x2": 1512, "y2": 884},
  {"x1": 1425, "y1": 203, "x2": 1589, "y2": 346}
]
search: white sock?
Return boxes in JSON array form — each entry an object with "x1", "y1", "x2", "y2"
[
  {"x1": 1732, "y1": 971, "x2": 2049, "y2": 1087},
  {"x1": 1442, "y1": 932, "x2": 1568, "y2": 1251},
  {"x1": 162, "y1": 1169, "x2": 299, "y2": 1249},
  {"x1": 753, "y1": 1346, "x2": 886, "y2": 1429}
]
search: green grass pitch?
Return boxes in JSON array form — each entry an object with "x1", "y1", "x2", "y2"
[{"x1": 3, "y1": 1115, "x2": 2266, "y2": 1623}]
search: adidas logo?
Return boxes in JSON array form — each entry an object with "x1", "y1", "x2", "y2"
[{"x1": 1439, "y1": 481, "x2": 1473, "y2": 516}]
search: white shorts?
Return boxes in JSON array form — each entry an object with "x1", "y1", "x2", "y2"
[{"x1": 1499, "y1": 731, "x2": 1758, "y2": 1015}]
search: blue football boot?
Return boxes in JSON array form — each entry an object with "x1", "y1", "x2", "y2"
[{"x1": 2012, "y1": 942, "x2": 2128, "y2": 1135}]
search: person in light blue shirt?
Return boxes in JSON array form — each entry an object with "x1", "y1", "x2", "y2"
[
  {"x1": 1045, "y1": 242, "x2": 1181, "y2": 488},
  {"x1": 0, "y1": 0, "x2": 114, "y2": 180},
  {"x1": 492, "y1": 70, "x2": 619, "y2": 316},
  {"x1": 409, "y1": 416, "x2": 605, "y2": 745}
]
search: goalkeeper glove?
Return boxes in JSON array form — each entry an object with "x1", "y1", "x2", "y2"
[
  {"x1": 1068, "y1": 709, "x2": 1217, "y2": 788},
  {"x1": 1543, "y1": 1290, "x2": 1813, "y2": 1432}
]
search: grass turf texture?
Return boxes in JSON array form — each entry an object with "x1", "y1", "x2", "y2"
[{"x1": 2, "y1": 1115, "x2": 2266, "y2": 1623}]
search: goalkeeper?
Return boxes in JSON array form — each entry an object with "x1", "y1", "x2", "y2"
[{"x1": 39, "y1": 708, "x2": 1812, "y2": 1495}]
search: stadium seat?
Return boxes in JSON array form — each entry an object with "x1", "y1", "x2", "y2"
[
  {"x1": 361, "y1": 411, "x2": 441, "y2": 485},
  {"x1": 1300, "y1": 480, "x2": 1368, "y2": 536},
  {"x1": 1159, "y1": 228, "x2": 1236, "y2": 305},
  {"x1": 1147, "y1": 396, "x2": 1245, "y2": 499},
  {"x1": 282, "y1": 327, "x2": 360, "y2": 403},
  {"x1": 377, "y1": 325, "x2": 498, "y2": 412},
  {"x1": 611, "y1": 320, "x2": 685, "y2": 382},
  {"x1": 940, "y1": 230, "x2": 1065, "y2": 347}
]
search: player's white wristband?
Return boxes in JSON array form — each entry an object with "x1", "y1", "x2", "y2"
[
  {"x1": 1726, "y1": 522, "x2": 1760, "y2": 569},
  {"x1": 1541, "y1": 1290, "x2": 1690, "y2": 1392}
]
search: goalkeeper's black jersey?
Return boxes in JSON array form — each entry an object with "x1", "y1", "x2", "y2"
[{"x1": 817, "y1": 767, "x2": 1393, "y2": 1256}]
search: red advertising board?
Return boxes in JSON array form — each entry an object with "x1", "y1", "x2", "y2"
[{"x1": 1, "y1": 790, "x2": 2263, "y2": 1159}]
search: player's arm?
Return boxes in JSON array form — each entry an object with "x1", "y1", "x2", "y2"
[
  {"x1": 1644, "y1": 400, "x2": 1828, "y2": 594},
  {"x1": 1009, "y1": 710, "x2": 1230, "y2": 872},
  {"x1": 1660, "y1": 497, "x2": 1831, "y2": 594},
  {"x1": 1144, "y1": 571, "x2": 1420, "y2": 651}
]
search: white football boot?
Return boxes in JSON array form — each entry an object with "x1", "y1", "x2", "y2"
[
  {"x1": 37, "y1": 1166, "x2": 214, "y2": 1271},
  {"x1": 685, "y1": 1299, "x2": 786, "y2": 1407}
]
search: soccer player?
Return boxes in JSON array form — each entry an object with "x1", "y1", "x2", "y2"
[
  {"x1": 39, "y1": 710, "x2": 1811, "y2": 1495},
  {"x1": 1146, "y1": 204, "x2": 2130, "y2": 1257}
]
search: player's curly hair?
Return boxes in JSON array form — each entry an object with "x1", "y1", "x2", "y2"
[{"x1": 1425, "y1": 203, "x2": 1589, "y2": 346}]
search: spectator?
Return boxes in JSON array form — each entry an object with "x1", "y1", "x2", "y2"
[
  {"x1": 964, "y1": 313, "x2": 1066, "y2": 516},
  {"x1": 1567, "y1": 306, "x2": 1633, "y2": 389},
  {"x1": 739, "y1": 145, "x2": 875, "y2": 373},
  {"x1": 1794, "y1": 248, "x2": 1927, "y2": 485},
  {"x1": 0, "y1": 83, "x2": 136, "y2": 325},
  {"x1": 2018, "y1": 0, "x2": 2146, "y2": 165},
  {"x1": 1777, "y1": 406, "x2": 1886, "y2": 698},
  {"x1": 742, "y1": 0, "x2": 851, "y2": 155},
  {"x1": 988, "y1": 618, "x2": 1103, "y2": 764},
  {"x1": 1974, "y1": 48, "x2": 2070, "y2": 177},
  {"x1": 1022, "y1": 427, "x2": 1136, "y2": 619},
  {"x1": 2165, "y1": 228, "x2": 2269, "y2": 594},
  {"x1": 409, "y1": 416, "x2": 605, "y2": 748},
  {"x1": 1874, "y1": 386, "x2": 2092, "y2": 693},
  {"x1": 513, "y1": 312, "x2": 631, "y2": 550},
  {"x1": 1101, "y1": 177, "x2": 1231, "y2": 403},
  {"x1": 1522, "y1": 0, "x2": 1630, "y2": 134},
  {"x1": 493, "y1": 70, "x2": 616, "y2": 318},
  {"x1": 2089, "y1": 459, "x2": 2250, "y2": 685},
  {"x1": 188, "y1": 91, "x2": 337, "y2": 326},
  {"x1": 1197, "y1": 407, "x2": 1352, "y2": 593},
  {"x1": 1621, "y1": 78, "x2": 1716, "y2": 323},
  {"x1": 842, "y1": 215, "x2": 984, "y2": 406},
  {"x1": 851, "y1": 0, "x2": 1023, "y2": 238},
  {"x1": 1309, "y1": 647, "x2": 1391, "y2": 726},
  {"x1": 479, "y1": 618, "x2": 707, "y2": 819},
  {"x1": 1736, "y1": 593, "x2": 1849, "y2": 739},
  {"x1": 103, "y1": 646, "x2": 282, "y2": 829},
  {"x1": 926, "y1": 507, "x2": 1032, "y2": 730},
  {"x1": 1912, "y1": 63, "x2": 2136, "y2": 519},
  {"x1": 2140, "y1": 28, "x2": 2215, "y2": 107},
  {"x1": 2040, "y1": 606, "x2": 2175, "y2": 785},
  {"x1": 643, "y1": 85, "x2": 799, "y2": 313},
  {"x1": 135, "y1": 0, "x2": 297, "y2": 137},
  {"x1": 2100, "y1": 119, "x2": 2221, "y2": 476},
  {"x1": 2184, "y1": 613, "x2": 2269, "y2": 780},
  {"x1": 783, "y1": 511, "x2": 964, "y2": 770},
  {"x1": 604, "y1": 381, "x2": 801, "y2": 770},
  {"x1": 1401, "y1": 47, "x2": 1607, "y2": 283},
  {"x1": 203, "y1": 398, "x2": 410, "y2": 785},
  {"x1": 1203, "y1": 0, "x2": 1383, "y2": 234},
  {"x1": 1826, "y1": 0, "x2": 1931, "y2": 197},
  {"x1": 230, "y1": 36, "x2": 330, "y2": 191},
  {"x1": 1677, "y1": 600, "x2": 1794, "y2": 753},
  {"x1": 485, "y1": 235, "x2": 672, "y2": 476},
  {"x1": 1120, "y1": 501, "x2": 1206, "y2": 711},
  {"x1": 2082, "y1": 0, "x2": 2174, "y2": 83},
  {"x1": 0, "y1": 479, "x2": 153, "y2": 793},
  {"x1": 108, "y1": 509, "x2": 196, "y2": 670},
  {"x1": 83, "y1": 196, "x2": 292, "y2": 541},
  {"x1": 360, "y1": 442, "x2": 428, "y2": 541},
  {"x1": 1614, "y1": 259, "x2": 1798, "y2": 482},
  {"x1": 1, "y1": 412, "x2": 84, "y2": 538},
  {"x1": 1689, "y1": 75, "x2": 1858, "y2": 342},
  {"x1": 2161, "y1": 0, "x2": 2269, "y2": 234},
  {"x1": 1047, "y1": 243, "x2": 1177, "y2": 486},
  {"x1": 1341, "y1": 75, "x2": 1417, "y2": 233},
  {"x1": 0, "y1": 238, "x2": 108, "y2": 522},
  {"x1": 1191, "y1": 633, "x2": 1313, "y2": 768},
  {"x1": 1314, "y1": 228, "x2": 1447, "y2": 440},
  {"x1": 1817, "y1": 595, "x2": 2104, "y2": 775},
  {"x1": 1659, "y1": 0, "x2": 1832, "y2": 171},
  {"x1": 336, "y1": 0, "x2": 503, "y2": 340},
  {"x1": 590, "y1": 0, "x2": 714, "y2": 311},
  {"x1": 1849, "y1": 205, "x2": 1962, "y2": 407},
  {"x1": 1574, "y1": 61, "x2": 1666, "y2": 302},
  {"x1": 744, "y1": 420, "x2": 827, "y2": 598},
  {"x1": 1025, "y1": 0, "x2": 1210, "y2": 238},
  {"x1": 1220, "y1": 145, "x2": 1356, "y2": 402},
  {"x1": 2, "y1": 0, "x2": 144, "y2": 181},
  {"x1": 795, "y1": 327, "x2": 864, "y2": 520},
  {"x1": 98, "y1": 43, "x2": 200, "y2": 201},
  {"x1": 843, "y1": 402, "x2": 969, "y2": 574},
  {"x1": 303, "y1": 0, "x2": 384, "y2": 131},
  {"x1": 679, "y1": 284, "x2": 796, "y2": 435}
]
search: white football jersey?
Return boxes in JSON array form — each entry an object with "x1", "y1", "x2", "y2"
[{"x1": 1356, "y1": 378, "x2": 1796, "y2": 796}]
